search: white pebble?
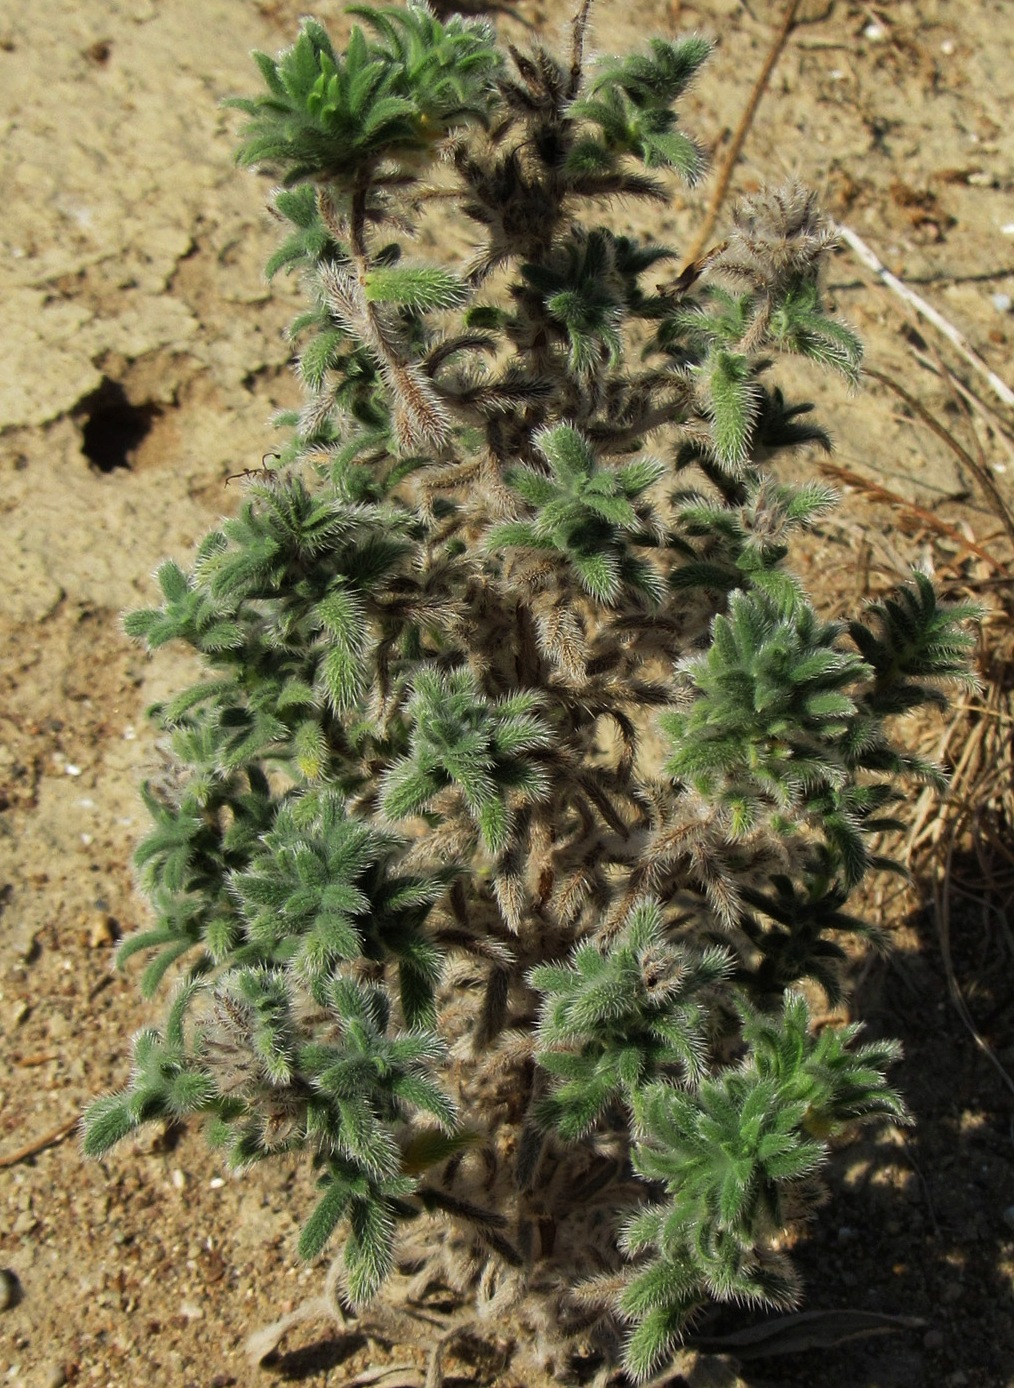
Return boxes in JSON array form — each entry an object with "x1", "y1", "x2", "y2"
[
  {"x1": 171, "y1": 1168, "x2": 187, "y2": 1190},
  {"x1": 863, "y1": 22, "x2": 886, "y2": 41},
  {"x1": 940, "y1": 38, "x2": 955, "y2": 55},
  {"x1": 992, "y1": 293, "x2": 1013, "y2": 313},
  {"x1": 209, "y1": 1176, "x2": 225, "y2": 1189},
  {"x1": 65, "y1": 764, "x2": 82, "y2": 777},
  {"x1": 1002, "y1": 223, "x2": 1014, "y2": 236}
]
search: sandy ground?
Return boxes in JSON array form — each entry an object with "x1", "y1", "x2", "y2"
[{"x1": 1, "y1": 1, "x2": 1012, "y2": 1385}]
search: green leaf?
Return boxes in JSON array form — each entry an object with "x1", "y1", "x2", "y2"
[
  {"x1": 364, "y1": 266, "x2": 467, "y2": 311},
  {"x1": 345, "y1": 1190, "x2": 398, "y2": 1303},
  {"x1": 299, "y1": 1174, "x2": 353, "y2": 1260},
  {"x1": 623, "y1": 1299, "x2": 694, "y2": 1381},
  {"x1": 82, "y1": 1092, "x2": 138, "y2": 1156},
  {"x1": 705, "y1": 350, "x2": 759, "y2": 470}
]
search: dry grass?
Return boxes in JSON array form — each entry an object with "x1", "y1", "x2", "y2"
[{"x1": 837, "y1": 347, "x2": 1014, "y2": 1102}]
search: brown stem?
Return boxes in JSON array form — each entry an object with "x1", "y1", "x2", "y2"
[{"x1": 684, "y1": 0, "x2": 804, "y2": 267}]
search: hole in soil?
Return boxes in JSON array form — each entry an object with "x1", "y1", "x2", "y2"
[{"x1": 78, "y1": 378, "x2": 160, "y2": 472}]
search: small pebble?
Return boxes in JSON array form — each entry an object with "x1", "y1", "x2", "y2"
[
  {"x1": 992, "y1": 293, "x2": 1012, "y2": 314},
  {"x1": 13, "y1": 924, "x2": 38, "y2": 963},
  {"x1": 171, "y1": 1168, "x2": 187, "y2": 1191},
  {"x1": 0, "y1": 1268, "x2": 18, "y2": 1311},
  {"x1": 209, "y1": 1176, "x2": 225, "y2": 1189},
  {"x1": 940, "y1": 38, "x2": 955, "y2": 55},
  {"x1": 88, "y1": 913, "x2": 117, "y2": 949},
  {"x1": 863, "y1": 21, "x2": 886, "y2": 40},
  {"x1": 132, "y1": 1119, "x2": 172, "y2": 1155},
  {"x1": 46, "y1": 1012, "x2": 70, "y2": 1042},
  {"x1": 42, "y1": 1365, "x2": 67, "y2": 1388}
]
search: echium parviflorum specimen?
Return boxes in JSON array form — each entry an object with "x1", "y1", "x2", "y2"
[{"x1": 84, "y1": 4, "x2": 980, "y2": 1380}]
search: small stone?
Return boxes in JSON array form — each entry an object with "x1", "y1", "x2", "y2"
[
  {"x1": 88, "y1": 913, "x2": 117, "y2": 948},
  {"x1": 46, "y1": 1012, "x2": 70, "y2": 1041},
  {"x1": 132, "y1": 1120, "x2": 171, "y2": 1155},
  {"x1": 993, "y1": 293, "x2": 1013, "y2": 314},
  {"x1": 12, "y1": 1212, "x2": 38, "y2": 1236},
  {"x1": 171, "y1": 1168, "x2": 187, "y2": 1191},
  {"x1": 0, "y1": 1268, "x2": 18, "y2": 1311},
  {"x1": 42, "y1": 1365, "x2": 67, "y2": 1388},
  {"x1": 10, "y1": 999, "x2": 29, "y2": 1026},
  {"x1": 12, "y1": 922, "x2": 38, "y2": 963}
]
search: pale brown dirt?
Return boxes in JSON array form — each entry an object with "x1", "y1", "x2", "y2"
[{"x1": 1, "y1": 2, "x2": 1012, "y2": 1386}]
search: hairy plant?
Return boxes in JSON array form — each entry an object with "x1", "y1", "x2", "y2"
[{"x1": 84, "y1": 5, "x2": 979, "y2": 1381}]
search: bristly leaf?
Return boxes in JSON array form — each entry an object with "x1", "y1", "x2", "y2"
[
  {"x1": 299, "y1": 1172, "x2": 354, "y2": 1259},
  {"x1": 82, "y1": 1092, "x2": 139, "y2": 1156},
  {"x1": 704, "y1": 350, "x2": 760, "y2": 470},
  {"x1": 365, "y1": 266, "x2": 468, "y2": 311}
]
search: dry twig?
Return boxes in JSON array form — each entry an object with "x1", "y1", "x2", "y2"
[
  {"x1": 0, "y1": 1116, "x2": 79, "y2": 1169},
  {"x1": 836, "y1": 223, "x2": 1014, "y2": 411},
  {"x1": 816, "y1": 459, "x2": 1005, "y2": 574},
  {"x1": 862, "y1": 366, "x2": 1014, "y2": 552},
  {"x1": 905, "y1": 606, "x2": 1014, "y2": 1101},
  {"x1": 684, "y1": 0, "x2": 804, "y2": 265}
]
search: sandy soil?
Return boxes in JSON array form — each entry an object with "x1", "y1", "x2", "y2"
[{"x1": 1, "y1": 1, "x2": 1012, "y2": 1385}]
